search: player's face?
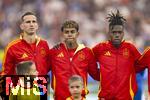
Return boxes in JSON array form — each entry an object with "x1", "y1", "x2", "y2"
[
  {"x1": 109, "y1": 25, "x2": 124, "y2": 47},
  {"x1": 62, "y1": 28, "x2": 79, "y2": 42},
  {"x1": 69, "y1": 81, "x2": 83, "y2": 99},
  {"x1": 20, "y1": 15, "x2": 38, "y2": 35}
]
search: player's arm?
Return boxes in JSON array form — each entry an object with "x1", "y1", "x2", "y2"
[
  {"x1": 130, "y1": 44, "x2": 145, "y2": 73},
  {"x1": 49, "y1": 47, "x2": 56, "y2": 71},
  {"x1": 138, "y1": 47, "x2": 150, "y2": 66},
  {"x1": 49, "y1": 43, "x2": 61, "y2": 71},
  {"x1": 49, "y1": 49, "x2": 53, "y2": 71},
  {"x1": 0, "y1": 47, "x2": 15, "y2": 99},
  {"x1": 1, "y1": 47, "x2": 15, "y2": 75},
  {"x1": 87, "y1": 48, "x2": 100, "y2": 81},
  {"x1": 44, "y1": 41, "x2": 51, "y2": 73}
]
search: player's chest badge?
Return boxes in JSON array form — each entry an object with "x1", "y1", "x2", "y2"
[
  {"x1": 40, "y1": 47, "x2": 46, "y2": 57},
  {"x1": 123, "y1": 48, "x2": 129, "y2": 58},
  {"x1": 78, "y1": 51, "x2": 85, "y2": 61}
]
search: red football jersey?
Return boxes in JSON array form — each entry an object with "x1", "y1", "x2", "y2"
[
  {"x1": 93, "y1": 40, "x2": 141, "y2": 100},
  {"x1": 2, "y1": 36, "x2": 50, "y2": 75},
  {"x1": 50, "y1": 43, "x2": 99, "y2": 100}
]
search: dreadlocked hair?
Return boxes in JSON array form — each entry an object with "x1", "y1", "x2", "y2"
[{"x1": 107, "y1": 10, "x2": 126, "y2": 29}]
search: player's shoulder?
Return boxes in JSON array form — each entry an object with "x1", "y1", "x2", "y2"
[
  {"x1": 123, "y1": 40, "x2": 136, "y2": 48},
  {"x1": 123, "y1": 41, "x2": 140, "y2": 53},
  {"x1": 75, "y1": 44, "x2": 92, "y2": 54},
  {"x1": 124, "y1": 40, "x2": 133, "y2": 44},
  {"x1": 39, "y1": 37, "x2": 48, "y2": 43},
  {"x1": 51, "y1": 43, "x2": 63, "y2": 51},
  {"x1": 82, "y1": 46, "x2": 92, "y2": 53},
  {"x1": 93, "y1": 41, "x2": 109, "y2": 49},
  {"x1": 38, "y1": 37, "x2": 50, "y2": 48},
  {"x1": 98, "y1": 41, "x2": 109, "y2": 46},
  {"x1": 6, "y1": 38, "x2": 21, "y2": 49}
]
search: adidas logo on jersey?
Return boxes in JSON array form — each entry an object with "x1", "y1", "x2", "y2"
[
  {"x1": 21, "y1": 53, "x2": 28, "y2": 58},
  {"x1": 57, "y1": 52, "x2": 64, "y2": 57},
  {"x1": 104, "y1": 51, "x2": 111, "y2": 56}
]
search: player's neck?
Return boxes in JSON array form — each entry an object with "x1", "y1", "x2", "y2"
[
  {"x1": 112, "y1": 43, "x2": 120, "y2": 48},
  {"x1": 22, "y1": 33, "x2": 36, "y2": 44},
  {"x1": 65, "y1": 40, "x2": 78, "y2": 49},
  {"x1": 112, "y1": 41, "x2": 121, "y2": 48}
]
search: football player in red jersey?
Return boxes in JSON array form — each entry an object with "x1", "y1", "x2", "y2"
[
  {"x1": 1, "y1": 12, "x2": 50, "y2": 100},
  {"x1": 50, "y1": 20, "x2": 99, "y2": 100},
  {"x1": 92, "y1": 10, "x2": 141, "y2": 100},
  {"x1": 1, "y1": 11, "x2": 50, "y2": 75}
]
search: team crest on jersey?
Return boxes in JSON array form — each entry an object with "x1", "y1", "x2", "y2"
[
  {"x1": 40, "y1": 47, "x2": 46, "y2": 56},
  {"x1": 78, "y1": 51, "x2": 85, "y2": 61},
  {"x1": 123, "y1": 48, "x2": 129, "y2": 58},
  {"x1": 104, "y1": 51, "x2": 111, "y2": 56}
]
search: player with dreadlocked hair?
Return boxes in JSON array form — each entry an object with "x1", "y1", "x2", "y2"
[
  {"x1": 92, "y1": 10, "x2": 141, "y2": 100},
  {"x1": 107, "y1": 9, "x2": 126, "y2": 48}
]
